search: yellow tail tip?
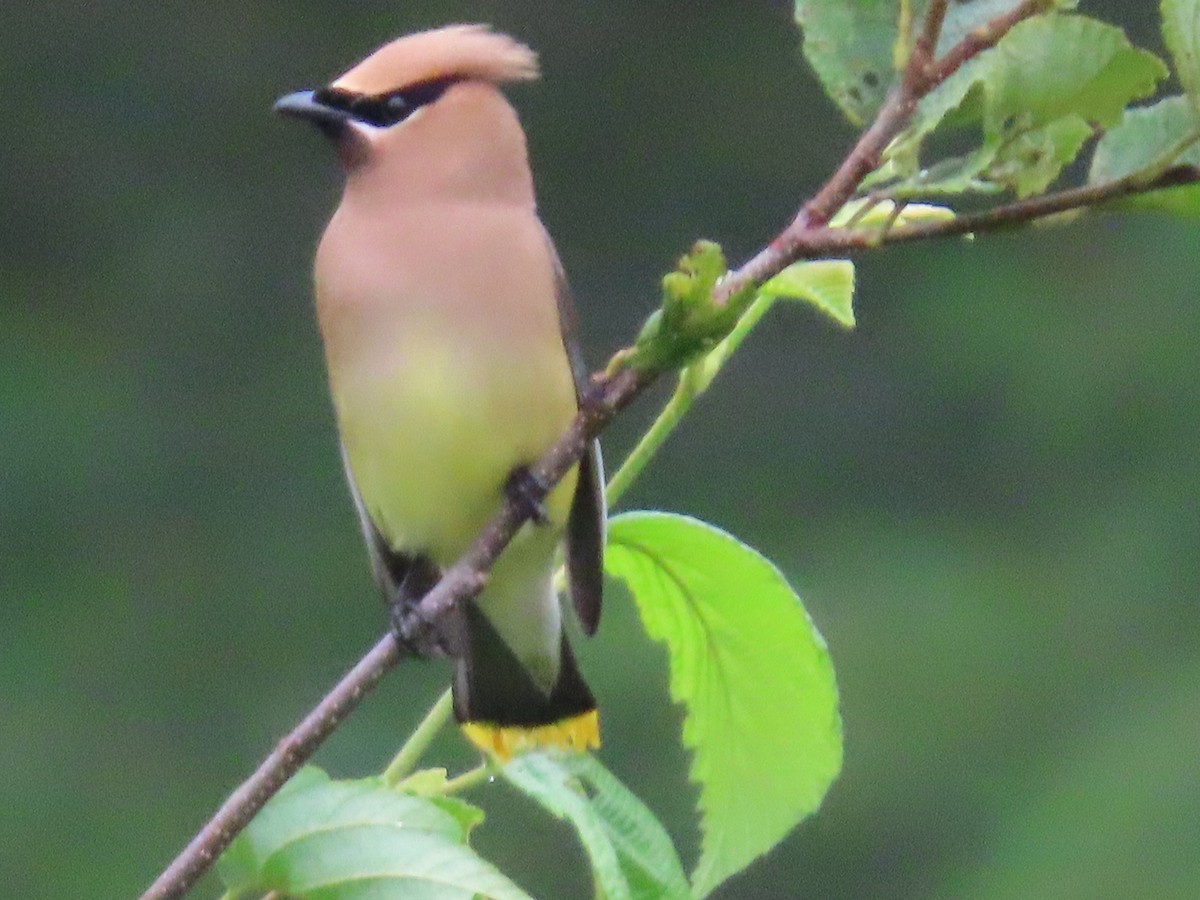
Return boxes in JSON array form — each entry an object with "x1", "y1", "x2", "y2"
[{"x1": 460, "y1": 710, "x2": 600, "y2": 761}]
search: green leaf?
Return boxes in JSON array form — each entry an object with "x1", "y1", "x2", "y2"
[
  {"x1": 1162, "y1": 0, "x2": 1200, "y2": 111},
  {"x1": 794, "y1": 0, "x2": 905, "y2": 125},
  {"x1": 1088, "y1": 95, "x2": 1200, "y2": 215},
  {"x1": 606, "y1": 513, "x2": 843, "y2": 897},
  {"x1": 793, "y1": 1, "x2": 1082, "y2": 125},
  {"x1": 937, "y1": 0, "x2": 1076, "y2": 55},
  {"x1": 504, "y1": 752, "x2": 692, "y2": 900},
  {"x1": 884, "y1": 13, "x2": 1167, "y2": 196},
  {"x1": 831, "y1": 198, "x2": 958, "y2": 228},
  {"x1": 982, "y1": 15, "x2": 1165, "y2": 131},
  {"x1": 218, "y1": 766, "x2": 528, "y2": 900},
  {"x1": 988, "y1": 114, "x2": 1093, "y2": 196},
  {"x1": 758, "y1": 259, "x2": 856, "y2": 329},
  {"x1": 395, "y1": 766, "x2": 452, "y2": 795}
]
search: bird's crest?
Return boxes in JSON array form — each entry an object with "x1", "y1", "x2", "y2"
[{"x1": 333, "y1": 24, "x2": 539, "y2": 94}]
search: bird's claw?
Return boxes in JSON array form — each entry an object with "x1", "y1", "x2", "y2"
[
  {"x1": 389, "y1": 601, "x2": 447, "y2": 658},
  {"x1": 504, "y1": 465, "x2": 550, "y2": 525}
]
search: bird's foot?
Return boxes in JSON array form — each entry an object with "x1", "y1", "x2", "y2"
[
  {"x1": 388, "y1": 557, "x2": 448, "y2": 658},
  {"x1": 504, "y1": 465, "x2": 550, "y2": 526},
  {"x1": 389, "y1": 603, "x2": 437, "y2": 657}
]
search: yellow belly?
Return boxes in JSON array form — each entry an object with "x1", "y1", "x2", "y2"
[{"x1": 333, "y1": 328, "x2": 577, "y2": 565}]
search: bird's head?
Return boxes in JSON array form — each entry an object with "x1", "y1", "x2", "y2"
[{"x1": 275, "y1": 24, "x2": 540, "y2": 191}]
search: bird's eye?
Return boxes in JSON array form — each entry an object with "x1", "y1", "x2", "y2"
[{"x1": 353, "y1": 78, "x2": 458, "y2": 128}]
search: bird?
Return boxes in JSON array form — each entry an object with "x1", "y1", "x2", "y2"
[{"x1": 274, "y1": 24, "x2": 605, "y2": 760}]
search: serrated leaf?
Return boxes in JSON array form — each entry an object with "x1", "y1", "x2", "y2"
[
  {"x1": 983, "y1": 15, "x2": 1166, "y2": 132},
  {"x1": 1088, "y1": 95, "x2": 1200, "y2": 215},
  {"x1": 395, "y1": 766, "x2": 451, "y2": 795},
  {"x1": 262, "y1": 829, "x2": 528, "y2": 900},
  {"x1": 885, "y1": 13, "x2": 1166, "y2": 196},
  {"x1": 794, "y1": 0, "x2": 903, "y2": 125},
  {"x1": 794, "y1": 2, "x2": 1082, "y2": 125},
  {"x1": 908, "y1": 50, "x2": 989, "y2": 140},
  {"x1": 606, "y1": 513, "x2": 842, "y2": 898},
  {"x1": 218, "y1": 765, "x2": 526, "y2": 900},
  {"x1": 505, "y1": 752, "x2": 691, "y2": 900},
  {"x1": 758, "y1": 259, "x2": 856, "y2": 329},
  {"x1": 1162, "y1": 0, "x2": 1200, "y2": 110},
  {"x1": 989, "y1": 114, "x2": 1093, "y2": 196}
]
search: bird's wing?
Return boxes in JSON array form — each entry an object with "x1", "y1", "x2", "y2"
[
  {"x1": 339, "y1": 442, "x2": 463, "y2": 656},
  {"x1": 547, "y1": 238, "x2": 606, "y2": 636}
]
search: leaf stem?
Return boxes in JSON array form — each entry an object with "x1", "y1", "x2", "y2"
[
  {"x1": 438, "y1": 763, "x2": 495, "y2": 795},
  {"x1": 382, "y1": 688, "x2": 454, "y2": 786},
  {"x1": 796, "y1": 164, "x2": 1200, "y2": 252},
  {"x1": 605, "y1": 289, "x2": 783, "y2": 508},
  {"x1": 604, "y1": 377, "x2": 695, "y2": 508}
]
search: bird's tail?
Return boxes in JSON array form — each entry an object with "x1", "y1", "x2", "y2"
[{"x1": 452, "y1": 601, "x2": 599, "y2": 761}]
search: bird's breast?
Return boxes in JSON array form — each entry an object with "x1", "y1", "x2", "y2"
[{"x1": 314, "y1": 202, "x2": 578, "y2": 563}]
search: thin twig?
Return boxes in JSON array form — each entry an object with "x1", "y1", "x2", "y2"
[
  {"x1": 930, "y1": 0, "x2": 1053, "y2": 85},
  {"x1": 917, "y1": 0, "x2": 951, "y2": 60},
  {"x1": 382, "y1": 687, "x2": 454, "y2": 786},
  {"x1": 140, "y1": 365, "x2": 651, "y2": 900},
  {"x1": 787, "y1": 165, "x2": 1200, "y2": 256},
  {"x1": 142, "y1": 634, "x2": 403, "y2": 899}
]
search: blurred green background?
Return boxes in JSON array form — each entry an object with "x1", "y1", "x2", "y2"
[{"x1": 3, "y1": 2, "x2": 1197, "y2": 897}]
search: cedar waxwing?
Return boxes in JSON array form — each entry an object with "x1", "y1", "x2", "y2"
[{"x1": 274, "y1": 25, "x2": 605, "y2": 759}]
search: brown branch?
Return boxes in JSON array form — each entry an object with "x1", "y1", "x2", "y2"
[
  {"x1": 141, "y1": 634, "x2": 403, "y2": 900},
  {"x1": 785, "y1": 165, "x2": 1200, "y2": 257},
  {"x1": 930, "y1": 0, "x2": 1054, "y2": 85},
  {"x1": 139, "y1": 5, "x2": 1144, "y2": 898},
  {"x1": 912, "y1": 0, "x2": 950, "y2": 79}
]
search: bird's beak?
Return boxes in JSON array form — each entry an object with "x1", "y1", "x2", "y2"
[{"x1": 273, "y1": 90, "x2": 351, "y2": 134}]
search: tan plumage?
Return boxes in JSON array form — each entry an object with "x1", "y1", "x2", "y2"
[
  {"x1": 276, "y1": 25, "x2": 604, "y2": 758},
  {"x1": 333, "y1": 25, "x2": 539, "y2": 93}
]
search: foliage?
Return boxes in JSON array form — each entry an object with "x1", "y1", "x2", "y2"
[
  {"x1": 872, "y1": 13, "x2": 1168, "y2": 196},
  {"x1": 606, "y1": 513, "x2": 841, "y2": 897},
  {"x1": 504, "y1": 752, "x2": 691, "y2": 900},
  {"x1": 204, "y1": 2, "x2": 1200, "y2": 899},
  {"x1": 219, "y1": 767, "x2": 524, "y2": 899}
]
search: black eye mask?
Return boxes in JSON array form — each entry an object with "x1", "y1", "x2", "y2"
[{"x1": 313, "y1": 78, "x2": 458, "y2": 128}]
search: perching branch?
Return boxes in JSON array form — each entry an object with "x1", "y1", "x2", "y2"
[
  {"x1": 143, "y1": 634, "x2": 403, "y2": 900},
  {"x1": 141, "y1": 3, "x2": 1185, "y2": 897}
]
